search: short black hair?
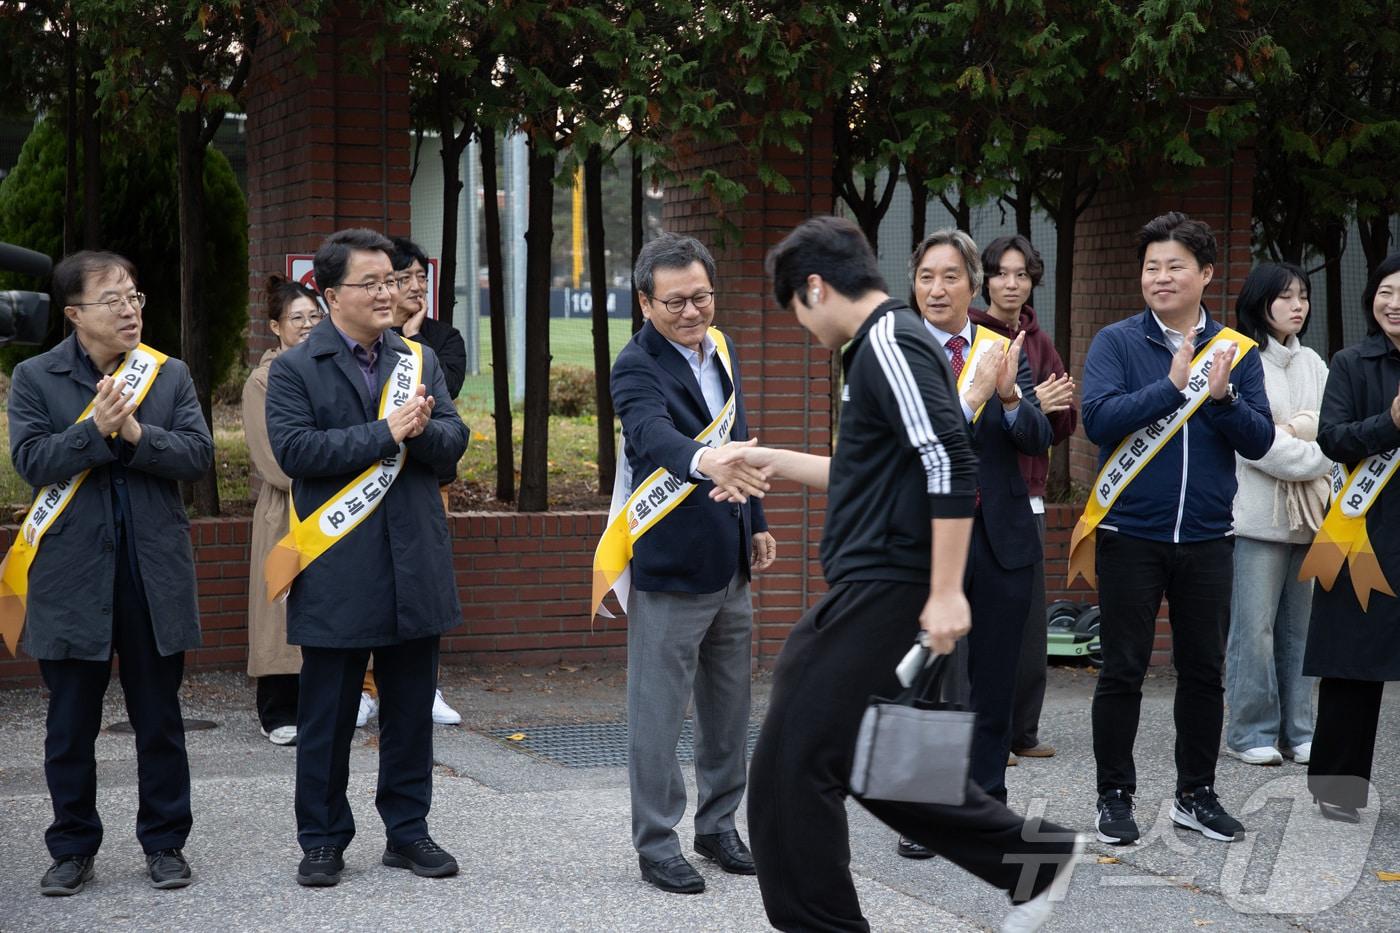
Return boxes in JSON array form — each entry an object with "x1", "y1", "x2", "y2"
[
  {"x1": 1136, "y1": 211, "x2": 1217, "y2": 268},
  {"x1": 264, "y1": 273, "x2": 321, "y2": 323},
  {"x1": 390, "y1": 235, "x2": 429, "y2": 273},
  {"x1": 1362, "y1": 252, "x2": 1400, "y2": 337},
  {"x1": 979, "y1": 235, "x2": 1045, "y2": 304},
  {"x1": 633, "y1": 233, "x2": 716, "y2": 295},
  {"x1": 52, "y1": 250, "x2": 137, "y2": 308},
  {"x1": 1234, "y1": 262, "x2": 1310, "y2": 348},
  {"x1": 766, "y1": 215, "x2": 887, "y2": 309},
  {"x1": 313, "y1": 228, "x2": 394, "y2": 291}
]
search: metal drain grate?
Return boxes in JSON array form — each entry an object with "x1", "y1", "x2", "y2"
[{"x1": 486, "y1": 720, "x2": 761, "y2": 768}]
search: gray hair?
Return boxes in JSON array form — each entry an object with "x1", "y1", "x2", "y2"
[
  {"x1": 909, "y1": 229, "x2": 983, "y2": 294},
  {"x1": 633, "y1": 233, "x2": 717, "y2": 295}
]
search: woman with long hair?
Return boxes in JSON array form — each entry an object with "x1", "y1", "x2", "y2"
[
  {"x1": 1303, "y1": 252, "x2": 1400, "y2": 822},
  {"x1": 243, "y1": 275, "x2": 322, "y2": 745},
  {"x1": 1224, "y1": 263, "x2": 1330, "y2": 767}
]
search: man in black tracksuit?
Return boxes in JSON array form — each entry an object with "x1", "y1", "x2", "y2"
[{"x1": 729, "y1": 216, "x2": 1081, "y2": 933}]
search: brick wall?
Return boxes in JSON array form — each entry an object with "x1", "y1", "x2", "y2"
[
  {"x1": 0, "y1": 513, "x2": 623, "y2": 686},
  {"x1": 242, "y1": 3, "x2": 412, "y2": 362}
]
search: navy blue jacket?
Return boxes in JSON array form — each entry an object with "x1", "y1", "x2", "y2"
[
  {"x1": 610, "y1": 321, "x2": 766, "y2": 594},
  {"x1": 1081, "y1": 308, "x2": 1273, "y2": 543},
  {"x1": 266, "y1": 320, "x2": 468, "y2": 648}
]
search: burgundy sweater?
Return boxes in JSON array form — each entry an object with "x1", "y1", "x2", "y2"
[{"x1": 968, "y1": 305, "x2": 1078, "y2": 498}]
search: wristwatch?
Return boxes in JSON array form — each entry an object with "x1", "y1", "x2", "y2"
[
  {"x1": 1211, "y1": 383, "x2": 1238, "y2": 406},
  {"x1": 998, "y1": 384, "x2": 1023, "y2": 406}
]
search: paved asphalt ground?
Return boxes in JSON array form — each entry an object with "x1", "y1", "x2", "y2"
[{"x1": 0, "y1": 661, "x2": 1397, "y2": 932}]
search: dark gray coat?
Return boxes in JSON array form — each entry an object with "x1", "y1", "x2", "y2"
[
  {"x1": 1304, "y1": 333, "x2": 1400, "y2": 681},
  {"x1": 8, "y1": 334, "x2": 212, "y2": 660},
  {"x1": 265, "y1": 320, "x2": 468, "y2": 648}
]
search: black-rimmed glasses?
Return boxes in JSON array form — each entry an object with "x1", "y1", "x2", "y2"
[
  {"x1": 649, "y1": 290, "x2": 714, "y2": 314},
  {"x1": 71, "y1": 292, "x2": 147, "y2": 314}
]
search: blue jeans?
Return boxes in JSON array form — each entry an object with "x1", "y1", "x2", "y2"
[{"x1": 1225, "y1": 537, "x2": 1315, "y2": 752}]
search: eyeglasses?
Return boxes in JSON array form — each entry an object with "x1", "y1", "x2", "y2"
[
  {"x1": 394, "y1": 271, "x2": 429, "y2": 290},
  {"x1": 338, "y1": 279, "x2": 399, "y2": 297},
  {"x1": 285, "y1": 311, "x2": 324, "y2": 326},
  {"x1": 71, "y1": 292, "x2": 146, "y2": 314},
  {"x1": 649, "y1": 290, "x2": 714, "y2": 314}
]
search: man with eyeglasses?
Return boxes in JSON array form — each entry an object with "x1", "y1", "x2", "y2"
[
  {"x1": 5, "y1": 250, "x2": 212, "y2": 895},
  {"x1": 604, "y1": 232, "x2": 775, "y2": 894},
  {"x1": 353, "y1": 237, "x2": 469, "y2": 732},
  {"x1": 264, "y1": 228, "x2": 469, "y2": 887}
]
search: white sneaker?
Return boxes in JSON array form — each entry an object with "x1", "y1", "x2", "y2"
[
  {"x1": 1284, "y1": 742, "x2": 1312, "y2": 764},
  {"x1": 1225, "y1": 745, "x2": 1282, "y2": 766},
  {"x1": 1000, "y1": 834, "x2": 1086, "y2": 933},
  {"x1": 261, "y1": 725, "x2": 298, "y2": 746},
  {"x1": 431, "y1": 689, "x2": 461, "y2": 725},
  {"x1": 356, "y1": 691, "x2": 378, "y2": 728}
]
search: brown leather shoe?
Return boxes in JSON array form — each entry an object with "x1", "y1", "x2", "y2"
[
  {"x1": 1008, "y1": 753, "x2": 1019, "y2": 766},
  {"x1": 1013, "y1": 743, "x2": 1056, "y2": 758}
]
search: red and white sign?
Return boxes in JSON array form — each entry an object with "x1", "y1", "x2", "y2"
[{"x1": 285, "y1": 253, "x2": 439, "y2": 320}]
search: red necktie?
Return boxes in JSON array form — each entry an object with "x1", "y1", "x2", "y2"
[{"x1": 946, "y1": 335, "x2": 967, "y2": 379}]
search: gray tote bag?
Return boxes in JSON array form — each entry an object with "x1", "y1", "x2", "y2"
[{"x1": 849, "y1": 651, "x2": 974, "y2": 806}]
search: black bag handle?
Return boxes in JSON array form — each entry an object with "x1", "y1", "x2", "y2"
[{"x1": 893, "y1": 648, "x2": 952, "y2": 707}]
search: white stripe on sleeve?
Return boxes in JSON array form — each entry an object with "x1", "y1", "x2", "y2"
[{"x1": 869, "y1": 314, "x2": 951, "y2": 494}]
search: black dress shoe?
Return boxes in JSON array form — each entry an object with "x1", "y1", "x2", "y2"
[
  {"x1": 694, "y1": 830, "x2": 756, "y2": 875},
  {"x1": 1315, "y1": 797, "x2": 1362, "y2": 824},
  {"x1": 297, "y1": 845, "x2": 345, "y2": 887},
  {"x1": 896, "y1": 836, "x2": 936, "y2": 860},
  {"x1": 40, "y1": 855, "x2": 95, "y2": 896},
  {"x1": 383, "y1": 837, "x2": 459, "y2": 878},
  {"x1": 146, "y1": 849, "x2": 193, "y2": 889},
  {"x1": 639, "y1": 854, "x2": 705, "y2": 894}
]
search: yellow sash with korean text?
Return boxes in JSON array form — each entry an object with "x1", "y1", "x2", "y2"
[
  {"x1": 590, "y1": 328, "x2": 735, "y2": 619},
  {"x1": 1298, "y1": 452, "x2": 1398, "y2": 610},
  {"x1": 0, "y1": 343, "x2": 168, "y2": 655},
  {"x1": 264, "y1": 340, "x2": 424, "y2": 601},
  {"x1": 1067, "y1": 327, "x2": 1257, "y2": 588},
  {"x1": 958, "y1": 327, "x2": 1011, "y2": 422}
]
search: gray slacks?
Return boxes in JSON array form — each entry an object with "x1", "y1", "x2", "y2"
[{"x1": 628, "y1": 571, "x2": 753, "y2": 861}]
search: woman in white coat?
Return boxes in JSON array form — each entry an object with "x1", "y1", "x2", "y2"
[{"x1": 1224, "y1": 263, "x2": 1331, "y2": 766}]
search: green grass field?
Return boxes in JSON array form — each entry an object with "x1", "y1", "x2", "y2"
[{"x1": 456, "y1": 316, "x2": 633, "y2": 408}]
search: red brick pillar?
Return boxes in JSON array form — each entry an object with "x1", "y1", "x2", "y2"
[
  {"x1": 243, "y1": 6, "x2": 412, "y2": 361},
  {"x1": 663, "y1": 118, "x2": 837, "y2": 664},
  {"x1": 1059, "y1": 149, "x2": 1256, "y2": 663}
]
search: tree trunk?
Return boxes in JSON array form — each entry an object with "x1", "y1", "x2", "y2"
[
  {"x1": 81, "y1": 64, "x2": 101, "y2": 248},
  {"x1": 1359, "y1": 213, "x2": 1392, "y2": 279},
  {"x1": 175, "y1": 108, "x2": 218, "y2": 515},
  {"x1": 517, "y1": 137, "x2": 556, "y2": 512},
  {"x1": 940, "y1": 187, "x2": 970, "y2": 233},
  {"x1": 1045, "y1": 168, "x2": 1079, "y2": 502},
  {"x1": 480, "y1": 130, "x2": 515, "y2": 502},
  {"x1": 586, "y1": 145, "x2": 616, "y2": 494},
  {"x1": 1322, "y1": 220, "x2": 1345, "y2": 358},
  {"x1": 436, "y1": 112, "x2": 469, "y2": 331},
  {"x1": 908, "y1": 166, "x2": 927, "y2": 250},
  {"x1": 1015, "y1": 179, "x2": 1033, "y2": 238},
  {"x1": 63, "y1": 31, "x2": 79, "y2": 256},
  {"x1": 631, "y1": 145, "x2": 644, "y2": 333}
]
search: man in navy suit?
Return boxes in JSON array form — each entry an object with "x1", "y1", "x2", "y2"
[
  {"x1": 898, "y1": 230, "x2": 1052, "y2": 860},
  {"x1": 610, "y1": 233, "x2": 776, "y2": 894}
]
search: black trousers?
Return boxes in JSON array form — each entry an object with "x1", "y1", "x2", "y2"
[
  {"x1": 295, "y1": 636, "x2": 439, "y2": 852},
  {"x1": 965, "y1": 520, "x2": 1032, "y2": 801},
  {"x1": 1011, "y1": 513, "x2": 1048, "y2": 751},
  {"x1": 748, "y1": 580, "x2": 1077, "y2": 932},
  {"x1": 39, "y1": 536, "x2": 191, "y2": 858},
  {"x1": 1308, "y1": 677, "x2": 1385, "y2": 809},
  {"x1": 256, "y1": 674, "x2": 300, "y2": 732},
  {"x1": 1091, "y1": 531, "x2": 1233, "y2": 796}
]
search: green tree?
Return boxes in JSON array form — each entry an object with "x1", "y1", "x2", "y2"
[{"x1": 0, "y1": 116, "x2": 248, "y2": 389}]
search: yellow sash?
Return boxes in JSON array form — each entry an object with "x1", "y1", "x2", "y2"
[
  {"x1": 1298, "y1": 451, "x2": 1398, "y2": 610},
  {"x1": 264, "y1": 340, "x2": 424, "y2": 601},
  {"x1": 0, "y1": 343, "x2": 169, "y2": 655},
  {"x1": 590, "y1": 328, "x2": 736, "y2": 619},
  {"x1": 957, "y1": 327, "x2": 1011, "y2": 422},
  {"x1": 1067, "y1": 327, "x2": 1258, "y2": 587}
]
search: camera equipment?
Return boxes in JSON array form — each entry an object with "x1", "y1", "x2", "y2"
[{"x1": 0, "y1": 242, "x2": 53, "y2": 346}]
